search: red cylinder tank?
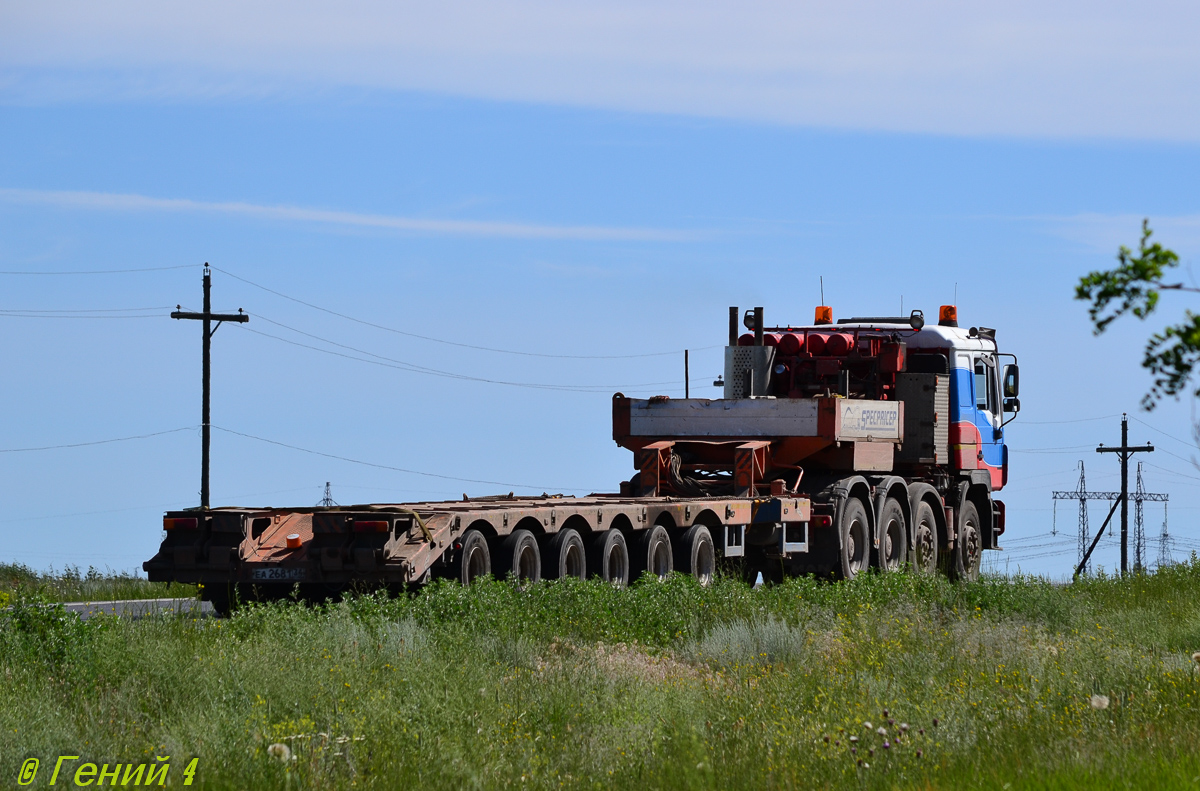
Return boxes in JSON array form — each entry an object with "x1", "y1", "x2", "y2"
[
  {"x1": 738, "y1": 333, "x2": 783, "y2": 347},
  {"x1": 778, "y1": 332, "x2": 804, "y2": 356},
  {"x1": 806, "y1": 333, "x2": 828, "y2": 356},
  {"x1": 824, "y1": 333, "x2": 856, "y2": 356}
]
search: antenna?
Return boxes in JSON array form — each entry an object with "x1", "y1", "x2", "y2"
[
  {"x1": 820, "y1": 276, "x2": 824, "y2": 305},
  {"x1": 954, "y1": 282, "x2": 958, "y2": 304},
  {"x1": 318, "y1": 482, "x2": 338, "y2": 508}
]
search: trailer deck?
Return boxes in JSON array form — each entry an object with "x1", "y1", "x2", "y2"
[{"x1": 145, "y1": 493, "x2": 812, "y2": 594}]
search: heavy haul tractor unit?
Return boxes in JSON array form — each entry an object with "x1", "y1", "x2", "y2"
[{"x1": 145, "y1": 304, "x2": 1019, "y2": 613}]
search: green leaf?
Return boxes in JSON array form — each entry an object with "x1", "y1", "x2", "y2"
[{"x1": 1075, "y1": 219, "x2": 1179, "y2": 334}]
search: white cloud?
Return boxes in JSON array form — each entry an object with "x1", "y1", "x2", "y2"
[
  {"x1": 1035, "y1": 213, "x2": 1200, "y2": 256},
  {"x1": 3, "y1": 1, "x2": 1199, "y2": 140},
  {"x1": 0, "y1": 187, "x2": 695, "y2": 241}
]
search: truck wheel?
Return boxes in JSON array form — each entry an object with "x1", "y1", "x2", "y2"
[
  {"x1": 634, "y1": 525, "x2": 674, "y2": 582},
  {"x1": 911, "y1": 501, "x2": 939, "y2": 575},
  {"x1": 945, "y1": 502, "x2": 983, "y2": 582},
  {"x1": 203, "y1": 584, "x2": 233, "y2": 617},
  {"x1": 543, "y1": 529, "x2": 587, "y2": 581},
  {"x1": 588, "y1": 529, "x2": 630, "y2": 587},
  {"x1": 451, "y1": 529, "x2": 492, "y2": 585},
  {"x1": 873, "y1": 498, "x2": 907, "y2": 572},
  {"x1": 498, "y1": 529, "x2": 541, "y2": 584},
  {"x1": 675, "y1": 525, "x2": 715, "y2": 586},
  {"x1": 835, "y1": 498, "x2": 870, "y2": 580}
]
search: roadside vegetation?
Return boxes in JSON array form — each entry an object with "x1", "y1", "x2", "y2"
[
  {"x1": 0, "y1": 562, "x2": 196, "y2": 605},
  {"x1": 2, "y1": 561, "x2": 1199, "y2": 790}
]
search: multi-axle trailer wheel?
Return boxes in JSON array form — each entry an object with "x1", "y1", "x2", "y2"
[{"x1": 437, "y1": 524, "x2": 721, "y2": 588}]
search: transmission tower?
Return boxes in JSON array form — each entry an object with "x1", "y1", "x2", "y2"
[
  {"x1": 1157, "y1": 501, "x2": 1173, "y2": 569},
  {"x1": 1054, "y1": 457, "x2": 1169, "y2": 576},
  {"x1": 317, "y1": 482, "x2": 338, "y2": 508}
]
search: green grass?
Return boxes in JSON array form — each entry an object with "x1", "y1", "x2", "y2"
[
  {"x1": 0, "y1": 562, "x2": 197, "y2": 605},
  {"x1": 2, "y1": 561, "x2": 1200, "y2": 789}
]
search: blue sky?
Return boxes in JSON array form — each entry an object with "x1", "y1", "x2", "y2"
[{"x1": 2, "y1": 2, "x2": 1199, "y2": 576}]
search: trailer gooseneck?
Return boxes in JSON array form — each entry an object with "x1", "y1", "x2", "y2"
[{"x1": 146, "y1": 304, "x2": 1019, "y2": 614}]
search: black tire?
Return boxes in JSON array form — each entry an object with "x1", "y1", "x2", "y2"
[
  {"x1": 497, "y1": 529, "x2": 541, "y2": 583},
  {"x1": 588, "y1": 529, "x2": 630, "y2": 587},
  {"x1": 945, "y1": 501, "x2": 983, "y2": 582},
  {"x1": 449, "y1": 528, "x2": 492, "y2": 585},
  {"x1": 873, "y1": 498, "x2": 908, "y2": 572},
  {"x1": 835, "y1": 498, "x2": 871, "y2": 580},
  {"x1": 633, "y1": 525, "x2": 674, "y2": 582},
  {"x1": 911, "y1": 500, "x2": 939, "y2": 575},
  {"x1": 675, "y1": 525, "x2": 716, "y2": 586},
  {"x1": 202, "y1": 583, "x2": 233, "y2": 617},
  {"x1": 543, "y1": 529, "x2": 587, "y2": 580}
]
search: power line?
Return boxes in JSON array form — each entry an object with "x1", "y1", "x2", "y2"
[
  {"x1": 0, "y1": 312, "x2": 162, "y2": 320},
  {"x1": 0, "y1": 427, "x2": 194, "y2": 453},
  {"x1": 246, "y1": 320, "x2": 679, "y2": 393},
  {"x1": 1128, "y1": 416, "x2": 1198, "y2": 451},
  {"x1": 212, "y1": 266, "x2": 716, "y2": 360},
  {"x1": 0, "y1": 265, "x2": 193, "y2": 275},
  {"x1": 212, "y1": 425, "x2": 589, "y2": 492},
  {"x1": 1019, "y1": 415, "x2": 1121, "y2": 425},
  {"x1": 0, "y1": 306, "x2": 171, "y2": 313}
]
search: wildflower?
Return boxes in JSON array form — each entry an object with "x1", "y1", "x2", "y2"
[
  {"x1": 876, "y1": 727, "x2": 887, "y2": 737},
  {"x1": 883, "y1": 741, "x2": 890, "y2": 749},
  {"x1": 916, "y1": 750, "x2": 923, "y2": 758},
  {"x1": 900, "y1": 723, "x2": 909, "y2": 732},
  {"x1": 918, "y1": 728, "x2": 925, "y2": 736},
  {"x1": 887, "y1": 718, "x2": 894, "y2": 727},
  {"x1": 823, "y1": 735, "x2": 830, "y2": 743},
  {"x1": 266, "y1": 743, "x2": 292, "y2": 762},
  {"x1": 849, "y1": 736, "x2": 858, "y2": 743},
  {"x1": 851, "y1": 747, "x2": 857, "y2": 754},
  {"x1": 932, "y1": 718, "x2": 939, "y2": 727},
  {"x1": 863, "y1": 721, "x2": 873, "y2": 730},
  {"x1": 868, "y1": 749, "x2": 874, "y2": 757},
  {"x1": 882, "y1": 709, "x2": 889, "y2": 718},
  {"x1": 1090, "y1": 694, "x2": 1110, "y2": 710},
  {"x1": 1192, "y1": 651, "x2": 1200, "y2": 666}
]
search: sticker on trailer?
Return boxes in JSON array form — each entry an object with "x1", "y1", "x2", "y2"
[
  {"x1": 249, "y1": 567, "x2": 307, "y2": 581},
  {"x1": 839, "y1": 401, "x2": 902, "y2": 440}
]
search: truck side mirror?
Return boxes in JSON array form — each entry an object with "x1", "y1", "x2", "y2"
[
  {"x1": 1003, "y1": 364, "x2": 1019, "y2": 398},
  {"x1": 1003, "y1": 397, "x2": 1020, "y2": 414}
]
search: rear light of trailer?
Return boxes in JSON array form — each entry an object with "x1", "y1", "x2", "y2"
[
  {"x1": 353, "y1": 520, "x2": 390, "y2": 533},
  {"x1": 163, "y1": 517, "x2": 199, "y2": 530},
  {"x1": 811, "y1": 514, "x2": 833, "y2": 528}
]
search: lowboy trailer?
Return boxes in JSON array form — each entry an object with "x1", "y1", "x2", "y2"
[{"x1": 146, "y1": 303, "x2": 1019, "y2": 613}]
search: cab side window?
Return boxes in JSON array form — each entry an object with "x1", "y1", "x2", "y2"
[{"x1": 974, "y1": 356, "x2": 998, "y2": 415}]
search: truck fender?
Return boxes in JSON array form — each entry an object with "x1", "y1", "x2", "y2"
[
  {"x1": 824, "y1": 475, "x2": 872, "y2": 551},
  {"x1": 868, "y1": 476, "x2": 910, "y2": 550},
  {"x1": 963, "y1": 476, "x2": 996, "y2": 550}
]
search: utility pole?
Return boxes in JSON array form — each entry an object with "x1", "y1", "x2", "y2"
[
  {"x1": 171, "y1": 265, "x2": 248, "y2": 509},
  {"x1": 684, "y1": 350, "x2": 690, "y2": 399},
  {"x1": 1096, "y1": 414, "x2": 1153, "y2": 575}
]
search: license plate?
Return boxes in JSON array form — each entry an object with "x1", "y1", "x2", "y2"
[{"x1": 250, "y1": 567, "x2": 307, "y2": 581}]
